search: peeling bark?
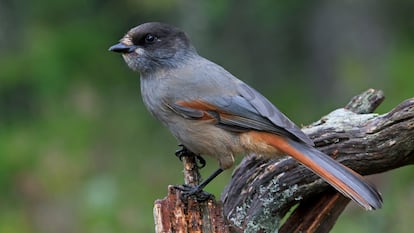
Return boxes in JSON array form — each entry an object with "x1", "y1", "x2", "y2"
[
  {"x1": 154, "y1": 89, "x2": 414, "y2": 233},
  {"x1": 221, "y1": 89, "x2": 414, "y2": 232}
]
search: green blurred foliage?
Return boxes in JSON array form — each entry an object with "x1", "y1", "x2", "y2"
[{"x1": 0, "y1": 0, "x2": 413, "y2": 232}]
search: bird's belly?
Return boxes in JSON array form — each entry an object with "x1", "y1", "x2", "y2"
[{"x1": 167, "y1": 116, "x2": 242, "y2": 169}]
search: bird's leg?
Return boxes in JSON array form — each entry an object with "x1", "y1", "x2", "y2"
[
  {"x1": 174, "y1": 145, "x2": 223, "y2": 201},
  {"x1": 175, "y1": 144, "x2": 206, "y2": 169},
  {"x1": 175, "y1": 168, "x2": 224, "y2": 202}
]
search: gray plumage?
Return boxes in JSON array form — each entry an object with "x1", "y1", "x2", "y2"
[{"x1": 109, "y1": 22, "x2": 382, "y2": 210}]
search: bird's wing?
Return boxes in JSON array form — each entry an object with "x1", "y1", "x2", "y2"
[
  {"x1": 236, "y1": 82, "x2": 314, "y2": 146},
  {"x1": 168, "y1": 86, "x2": 314, "y2": 146}
]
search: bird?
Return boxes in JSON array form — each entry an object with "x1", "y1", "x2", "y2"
[{"x1": 109, "y1": 22, "x2": 382, "y2": 210}]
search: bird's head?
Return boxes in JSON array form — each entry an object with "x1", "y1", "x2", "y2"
[{"x1": 109, "y1": 22, "x2": 196, "y2": 73}]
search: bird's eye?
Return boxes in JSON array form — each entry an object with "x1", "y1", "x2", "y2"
[
  {"x1": 131, "y1": 33, "x2": 158, "y2": 46},
  {"x1": 144, "y1": 34, "x2": 157, "y2": 43}
]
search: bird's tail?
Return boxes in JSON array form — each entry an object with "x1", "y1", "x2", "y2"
[{"x1": 267, "y1": 135, "x2": 383, "y2": 210}]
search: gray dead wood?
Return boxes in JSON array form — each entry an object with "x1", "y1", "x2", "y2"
[
  {"x1": 154, "y1": 89, "x2": 414, "y2": 233},
  {"x1": 221, "y1": 89, "x2": 414, "y2": 233}
]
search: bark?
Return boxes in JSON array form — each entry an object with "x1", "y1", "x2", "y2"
[
  {"x1": 154, "y1": 89, "x2": 414, "y2": 233},
  {"x1": 154, "y1": 153, "x2": 230, "y2": 233},
  {"x1": 221, "y1": 89, "x2": 414, "y2": 232}
]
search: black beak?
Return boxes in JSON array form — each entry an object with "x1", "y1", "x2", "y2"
[{"x1": 108, "y1": 43, "x2": 136, "y2": 53}]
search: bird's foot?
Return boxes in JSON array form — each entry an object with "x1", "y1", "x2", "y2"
[
  {"x1": 174, "y1": 184, "x2": 213, "y2": 202},
  {"x1": 175, "y1": 144, "x2": 206, "y2": 169}
]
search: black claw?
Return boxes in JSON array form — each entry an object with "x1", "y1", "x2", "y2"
[
  {"x1": 174, "y1": 144, "x2": 206, "y2": 169},
  {"x1": 195, "y1": 155, "x2": 206, "y2": 169},
  {"x1": 175, "y1": 150, "x2": 184, "y2": 162},
  {"x1": 175, "y1": 144, "x2": 192, "y2": 161},
  {"x1": 173, "y1": 168, "x2": 223, "y2": 202},
  {"x1": 174, "y1": 185, "x2": 213, "y2": 202}
]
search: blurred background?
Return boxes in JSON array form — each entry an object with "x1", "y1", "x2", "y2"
[{"x1": 1, "y1": 0, "x2": 413, "y2": 232}]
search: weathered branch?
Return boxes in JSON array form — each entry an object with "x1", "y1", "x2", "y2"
[
  {"x1": 221, "y1": 89, "x2": 414, "y2": 232},
  {"x1": 153, "y1": 89, "x2": 414, "y2": 232}
]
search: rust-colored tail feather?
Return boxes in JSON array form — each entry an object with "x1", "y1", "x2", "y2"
[{"x1": 267, "y1": 135, "x2": 382, "y2": 210}]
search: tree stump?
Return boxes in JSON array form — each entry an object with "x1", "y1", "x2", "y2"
[{"x1": 154, "y1": 153, "x2": 229, "y2": 233}]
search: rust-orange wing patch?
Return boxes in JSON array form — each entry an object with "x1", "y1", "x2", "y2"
[{"x1": 172, "y1": 100, "x2": 219, "y2": 120}]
